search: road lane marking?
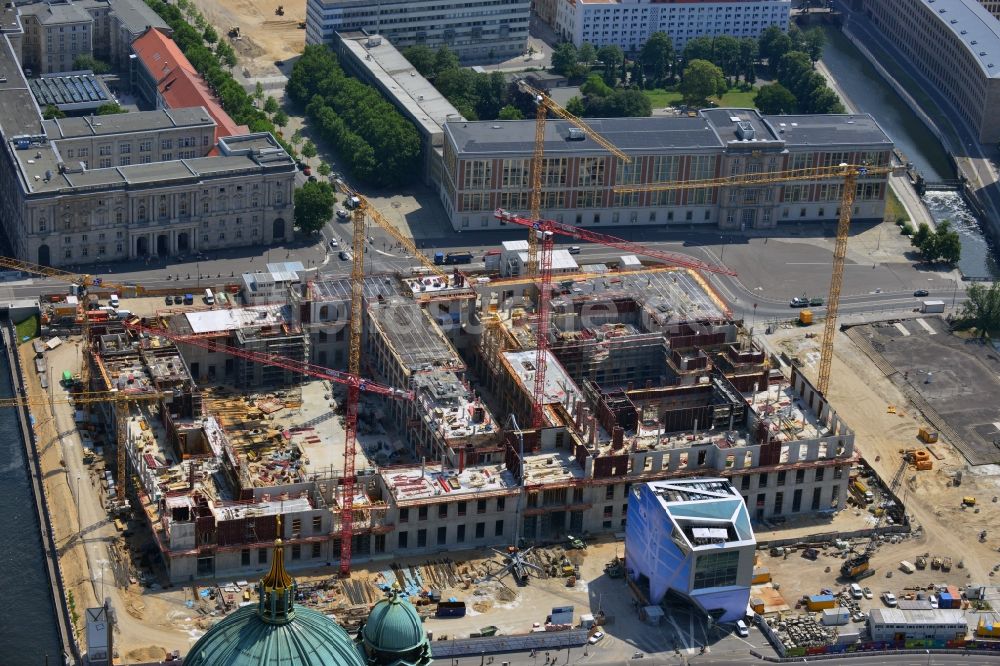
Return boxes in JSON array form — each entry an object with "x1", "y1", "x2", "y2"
[
  {"x1": 894, "y1": 322, "x2": 911, "y2": 336},
  {"x1": 915, "y1": 318, "x2": 936, "y2": 334}
]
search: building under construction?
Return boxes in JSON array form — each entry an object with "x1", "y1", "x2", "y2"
[{"x1": 81, "y1": 257, "x2": 856, "y2": 580}]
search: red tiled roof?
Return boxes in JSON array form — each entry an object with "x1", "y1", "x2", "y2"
[{"x1": 133, "y1": 27, "x2": 247, "y2": 142}]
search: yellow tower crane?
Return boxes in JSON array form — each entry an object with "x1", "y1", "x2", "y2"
[
  {"x1": 615, "y1": 162, "x2": 901, "y2": 395},
  {"x1": 519, "y1": 82, "x2": 632, "y2": 276}
]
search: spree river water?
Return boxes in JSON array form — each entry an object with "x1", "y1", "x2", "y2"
[
  {"x1": 0, "y1": 351, "x2": 62, "y2": 663},
  {"x1": 820, "y1": 25, "x2": 998, "y2": 278}
]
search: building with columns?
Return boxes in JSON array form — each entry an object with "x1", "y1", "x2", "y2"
[
  {"x1": 0, "y1": 22, "x2": 295, "y2": 268},
  {"x1": 436, "y1": 108, "x2": 895, "y2": 232}
]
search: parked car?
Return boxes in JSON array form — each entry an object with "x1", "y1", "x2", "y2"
[
  {"x1": 735, "y1": 620, "x2": 749, "y2": 637},
  {"x1": 568, "y1": 245, "x2": 582, "y2": 254},
  {"x1": 863, "y1": 587, "x2": 873, "y2": 600},
  {"x1": 329, "y1": 238, "x2": 339, "y2": 248},
  {"x1": 882, "y1": 592, "x2": 898, "y2": 607},
  {"x1": 588, "y1": 631, "x2": 605, "y2": 644},
  {"x1": 914, "y1": 289, "x2": 930, "y2": 297},
  {"x1": 789, "y1": 297, "x2": 809, "y2": 308},
  {"x1": 165, "y1": 295, "x2": 174, "y2": 305},
  {"x1": 809, "y1": 297, "x2": 824, "y2": 306},
  {"x1": 930, "y1": 594, "x2": 939, "y2": 608},
  {"x1": 339, "y1": 250, "x2": 352, "y2": 261}
]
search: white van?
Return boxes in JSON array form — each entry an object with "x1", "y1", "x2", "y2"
[
  {"x1": 204, "y1": 288, "x2": 215, "y2": 305},
  {"x1": 849, "y1": 583, "x2": 863, "y2": 599},
  {"x1": 109, "y1": 293, "x2": 119, "y2": 308},
  {"x1": 735, "y1": 620, "x2": 749, "y2": 637}
]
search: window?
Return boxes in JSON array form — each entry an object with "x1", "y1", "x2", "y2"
[
  {"x1": 399, "y1": 508, "x2": 409, "y2": 523},
  {"x1": 398, "y1": 531, "x2": 408, "y2": 548},
  {"x1": 437, "y1": 526, "x2": 447, "y2": 545},
  {"x1": 475, "y1": 522, "x2": 485, "y2": 539},
  {"x1": 241, "y1": 549, "x2": 250, "y2": 566},
  {"x1": 99, "y1": 144, "x2": 112, "y2": 156},
  {"x1": 161, "y1": 139, "x2": 173, "y2": 149},
  {"x1": 834, "y1": 466, "x2": 843, "y2": 479},
  {"x1": 462, "y1": 160, "x2": 492, "y2": 190},
  {"x1": 774, "y1": 491, "x2": 784, "y2": 515},
  {"x1": 456, "y1": 524, "x2": 466, "y2": 543},
  {"x1": 291, "y1": 544, "x2": 301, "y2": 560},
  {"x1": 605, "y1": 486, "x2": 615, "y2": 500},
  {"x1": 759, "y1": 473, "x2": 768, "y2": 488},
  {"x1": 291, "y1": 518, "x2": 301, "y2": 537},
  {"x1": 811, "y1": 487, "x2": 822, "y2": 510},
  {"x1": 417, "y1": 529, "x2": 427, "y2": 548},
  {"x1": 603, "y1": 505, "x2": 613, "y2": 518},
  {"x1": 494, "y1": 520, "x2": 504, "y2": 536},
  {"x1": 741, "y1": 475, "x2": 750, "y2": 490},
  {"x1": 578, "y1": 157, "x2": 606, "y2": 186},
  {"x1": 99, "y1": 158, "x2": 111, "y2": 169},
  {"x1": 119, "y1": 143, "x2": 131, "y2": 154},
  {"x1": 496, "y1": 497, "x2": 505, "y2": 512},
  {"x1": 477, "y1": 499, "x2": 487, "y2": 514},
  {"x1": 418, "y1": 506, "x2": 428, "y2": 521},
  {"x1": 312, "y1": 516, "x2": 322, "y2": 533},
  {"x1": 140, "y1": 140, "x2": 151, "y2": 152},
  {"x1": 541, "y1": 158, "x2": 568, "y2": 186},
  {"x1": 457, "y1": 502, "x2": 466, "y2": 517},
  {"x1": 795, "y1": 469, "x2": 805, "y2": 484},
  {"x1": 311, "y1": 542, "x2": 321, "y2": 558},
  {"x1": 815, "y1": 467, "x2": 825, "y2": 482},
  {"x1": 259, "y1": 548, "x2": 267, "y2": 564},
  {"x1": 792, "y1": 488, "x2": 803, "y2": 512},
  {"x1": 777, "y1": 470, "x2": 786, "y2": 486},
  {"x1": 438, "y1": 504, "x2": 448, "y2": 518},
  {"x1": 119, "y1": 156, "x2": 130, "y2": 166},
  {"x1": 693, "y1": 551, "x2": 739, "y2": 589}
]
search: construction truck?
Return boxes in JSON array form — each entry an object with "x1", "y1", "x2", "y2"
[
  {"x1": 841, "y1": 458, "x2": 907, "y2": 580},
  {"x1": 605, "y1": 557, "x2": 624, "y2": 578}
]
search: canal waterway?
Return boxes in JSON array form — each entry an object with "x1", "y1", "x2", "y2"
[
  {"x1": 0, "y1": 351, "x2": 62, "y2": 662},
  {"x1": 820, "y1": 25, "x2": 998, "y2": 279}
]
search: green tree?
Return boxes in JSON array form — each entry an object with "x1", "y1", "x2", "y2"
[
  {"x1": 565, "y1": 96, "x2": 585, "y2": 116},
  {"x1": 803, "y1": 28, "x2": 826, "y2": 64},
  {"x1": 42, "y1": 104, "x2": 64, "y2": 120},
  {"x1": 913, "y1": 220, "x2": 962, "y2": 264},
  {"x1": 96, "y1": 102, "x2": 128, "y2": 115},
  {"x1": 498, "y1": 104, "x2": 524, "y2": 120},
  {"x1": 581, "y1": 73, "x2": 613, "y2": 97},
  {"x1": 254, "y1": 81, "x2": 265, "y2": 103},
  {"x1": 72, "y1": 54, "x2": 110, "y2": 74},
  {"x1": 712, "y1": 35, "x2": 741, "y2": 81},
  {"x1": 552, "y1": 42, "x2": 579, "y2": 75},
  {"x1": 302, "y1": 139, "x2": 317, "y2": 159},
  {"x1": 911, "y1": 222, "x2": 932, "y2": 249},
  {"x1": 578, "y1": 42, "x2": 597, "y2": 66},
  {"x1": 738, "y1": 38, "x2": 759, "y2": 84},
  {"x1": 434, "y1": 46, "x2": 460, "y2": 74},
  {"x1": 293, "y1": 180, "x2": 335, "y2": 233},
  {"x1": 759, "y1": 25, "x2": 792, "y2": 70},
  {"x1": 273, "y1": 109, "x2": 289, "y2": 128},
  {"x1": 264, "y1": 96, "x2": 279, "y2": 115},
  {"x1": 937, "y1": 228, "x2": 962, "y2": 265},
  {"x1": 682, "y1": 37, "x2": 715, "y2": 65},
  {"x1": 753, "y1": 83, "x2": 796, "y2": 114},
  {"x1": 596, "y1": 44, "x2": 624, "y2": 86},
  {"x1": 402, "y1": 45, "x2": 437, "y2": 77},
  {"x1": 804, "y1": 85, "x2": 844, "y2": 114},
  {"x1": 291, "y1": 128, "x2": 303, "y2": 145},
  {"x1": 203, "y1": 25, "x2": 218, "y2": 44},
  {"x1": 958, "y1": 282, "x2": 1000, "y2": 338},
  {"x1": 216, "y1": 41, "x2": 237, "y2": 68},
  {"x1": 639, "y1": 32, "x2": 674, "y2": 85},
  {"x1": 318, "y1": 162, "x2": 332, "y2": 177},
  {"x1": 679, "y1": 59, "x2": 725, "y2": 107}
]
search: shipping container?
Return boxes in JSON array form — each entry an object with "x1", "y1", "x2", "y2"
[
  {"x1": 820, "y1": 608, "x2": 850, "y2": 626},
  {"x1": 806, "y1": 594, "x2": 836, "y2": 611},
  {"x1": 921, "y1": 300, "x2": 945, "y2": 313},
  {"x1": 436, "y1": 601, "x2": 467, "y2": 617}
]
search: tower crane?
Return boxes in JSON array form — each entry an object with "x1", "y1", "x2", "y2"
[
  {"x1": 614, "y1": 162, "x2": 899, "y2": 395},
  {"x1": 518, "y1": 81, "x2": 632, "y2": 276},
  {"x1": 493, "y1": 209, "x2": 733, "y2": 427}
]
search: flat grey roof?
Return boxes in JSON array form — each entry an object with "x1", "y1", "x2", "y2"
[
  {"x1": 43, "y1": 107, "x2": 213, "y2": 138},
  {"x1": 337, "y1": 33, "x2": 462, "y2": 137},
  {"x1": 19, "y1": 0, "x2": 91, "y2": 25},
  {"x1": 921, "y1": 0, "x2": 1000, "y2": 78},
  {"x1": 446, "y1": 116, "x2": 724, "y2": 156},
  {"x1": 0, "y1": 37, "x2": 44, "y2": 139},
  {"x1": 763, "y1": 114, "x2": 893, "y2": 147},
  {"x1": 108, "y1": 0, "x2": 167, "y2": 35}
]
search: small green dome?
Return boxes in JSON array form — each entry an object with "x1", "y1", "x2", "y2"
[
  {"x1": 185, "y1": 604, "x2": 367, "y2": 666},
  {"x1": 361, "y1": 592, "x2": 431, "y2": 666}
]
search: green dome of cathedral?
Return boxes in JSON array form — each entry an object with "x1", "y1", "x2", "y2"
[
  {"x1": 360, "y1": 591, "x2": 432, "y2": 666},
  {"x1": 184, "y1": 531, "x2": 366, "y2": 666}
]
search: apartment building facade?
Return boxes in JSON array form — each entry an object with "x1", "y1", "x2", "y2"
[
  {"x1": 304, "y1": 0, "x2": 530, "y2": 61},
  {"x1": 548, "y1": 0, "x2": 791, "y2": 51},
  {"x1": 865, "y1": 0, "x2": 1000, "y2": 143},
  {"x1": 437, "y1": 109, "x2": 894, "y2": 232}
]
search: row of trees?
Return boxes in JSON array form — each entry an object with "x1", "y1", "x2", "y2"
[
  {"x1": 565, "y1": 74, "x2": 652, "y2": 117},
  {"x1": 144, "y1": 0, "x2": 291, "y2": 155},
  {"x1": 287, "y1": 46, "x2": 421, "y2": 187}
]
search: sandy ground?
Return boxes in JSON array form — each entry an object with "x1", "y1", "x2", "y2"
[
  {"x1": 191, "y1": 0, "x2": 306, "y2": 76},
  {"x1": 765, "y1": 325, "x2": 1000, "y2": 587}
]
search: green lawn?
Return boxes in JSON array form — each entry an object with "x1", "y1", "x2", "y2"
[
  {"x1": 643, "y1": 87, "x2": 757, "y2": 110},
  {"x1": 885, "y1": 187, "x2": 908, "y2": 224},
  {"x1": 15, "y1": 315, "x2": 39, "y2": 342}
]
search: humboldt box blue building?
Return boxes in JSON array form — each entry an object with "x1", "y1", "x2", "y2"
[{"x1": 625, "y1": 479, "x2": 756, "y2": 623}]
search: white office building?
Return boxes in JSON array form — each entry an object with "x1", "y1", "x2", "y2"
[
  {"x1": 548, "y1": 0, "x2": 791, "y2": 51},
  {"x1": 305, "y1": 0, "x2": 530, "y2": 61}
]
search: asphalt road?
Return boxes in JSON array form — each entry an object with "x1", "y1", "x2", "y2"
[{"x1": 445, "y1": 649, "x2": 1000, "y2": 665}]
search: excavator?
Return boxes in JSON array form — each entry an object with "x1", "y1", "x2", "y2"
[{"x1": 841, "y1": 458, "x2": 907, "y2": 580}]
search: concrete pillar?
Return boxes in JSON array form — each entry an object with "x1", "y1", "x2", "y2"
[
  {"x1": 612, "y1": 426, "x2": 624, "y2": 451},
  {"x1": 588, "y1": 416, "x2": 597, "y2": 447}
]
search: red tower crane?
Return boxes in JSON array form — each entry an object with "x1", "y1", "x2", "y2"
[{"x1": 492, "y1": 210, "x2": 735, "y2": 427}]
